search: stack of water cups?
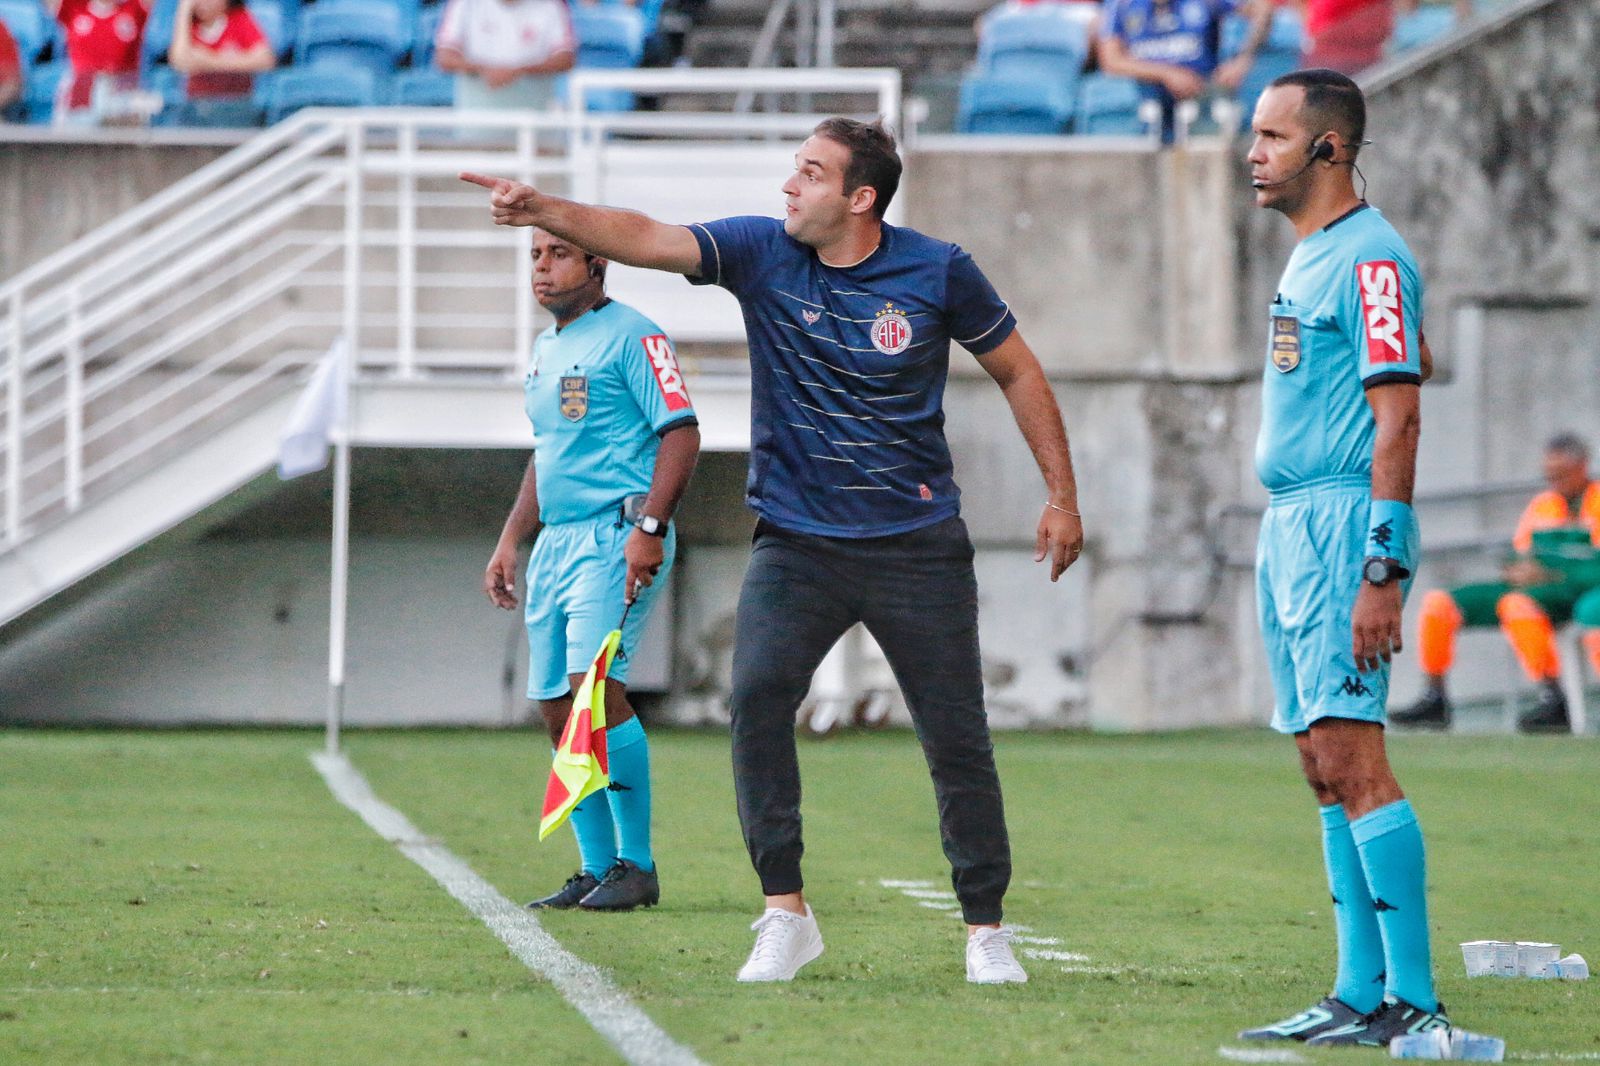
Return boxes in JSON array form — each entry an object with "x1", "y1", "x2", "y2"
[
  {"x1": 1460, "y1": 940, "x2": 1588, "y2": 979},
  {"x1": 1390, "y1": 1028, "x2": 1506, "y2": 1060}
]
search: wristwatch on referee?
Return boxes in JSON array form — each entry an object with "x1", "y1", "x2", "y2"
[
  {"x1": 1362, "y1": 556, "x2": 1410, "y2": 587},
  {"x1": 633, "y1": 514, "x2": 668, "y2": 538}
]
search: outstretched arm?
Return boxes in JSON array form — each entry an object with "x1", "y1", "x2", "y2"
[
  {"x1": 460, "y1": 172, "x2": 702, "y2": 275},
  {"x1": 975, "y1": 329, "x2": 1084, "y2": 582}
]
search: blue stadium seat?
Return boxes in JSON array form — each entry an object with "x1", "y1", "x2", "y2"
[
  {"x1": 23, "y1": 58, "x2": 64, "y2": 123},
  {"x1": 296, "y1": 1, "x2": 407, "y2": 79},
  {"x1": 1074, "y1": 74, "x2": 1146, "y2": 136},
  {"x1": 171, "y1": 96, "x2": 266, "y2": 126},
  {"x1": 145, "y1": 62, "x2": 187, "y2": 123},
  {"x1": 247, "y1": 0, "x2": 298, "y2": 59},
  {"x1": 977, "y1": 6, "x2": 1089, "y2": 85},
  {"x1": 1392, "y1": 5, "x2": 1455, "y2": 52},
  {"x1": 260, "y1": 64, "x2": 378, "y2": 123},
  {"x1": 1, "y1": 0, "x2": 52, "y2": 62},
  {"x1": 957, "y1": 74, "x2": 1072, "y2": 135},
  {"x1": 391, "y1": 66, "x2": 452, "y2": 106},
  {"x1": 412, "y1": 1, "x2": 442, "y2": 67},
  {"x1": 571, "y1": 4, "x2": 644, "y2": 112},
  {"x1": 141, "y1": 0, "x2": 182, "y2": 70},
  {"x1": 1225, "y1": 8, "x2": 1303, "y2": 130}
]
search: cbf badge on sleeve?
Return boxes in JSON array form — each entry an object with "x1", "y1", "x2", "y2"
[
  {"x1": 560, "y1": 375, "x2": 588, "y2": 421},
  {"x1": 1270, "y1": 316, "x2": 1301, "y2": 373}
]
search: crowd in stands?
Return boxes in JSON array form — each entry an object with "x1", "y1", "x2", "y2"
[
  {"x1": 958, "y1": 0, "x2": 1473, "y2": 136},
  {"x1": 0, "y1": 0, "x2": 684, "y2": 126},
  {"x1": 0, "y1": 0, "x2": 1473, "y2": 131}
]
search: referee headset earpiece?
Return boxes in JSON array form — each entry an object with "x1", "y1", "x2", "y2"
[
  {"x1": 1310, "y1": 137, "x2": 1335, "y2": 163},
  {"x1": 588, "y1": 259, "x2": 604, "y2": 280}
]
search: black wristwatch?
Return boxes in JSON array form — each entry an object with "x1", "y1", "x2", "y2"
[
  {"x1": 1362, "y1": 556, "x2": 1410, "y2": 587},
  {"x1": 633, "y1": 514, "x2": 668, "y2": 538}
]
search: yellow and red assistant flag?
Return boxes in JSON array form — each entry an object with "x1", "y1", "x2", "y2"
[{"x1": 539, "y1": 628, "x2": 621, "y2": 840}]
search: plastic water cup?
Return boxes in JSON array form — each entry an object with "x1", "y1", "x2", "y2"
[
  {"x1": 1491, "y1": 941, "x2": 1520, "y2": 977},
  {"x1": 1391, "y1": 1029, "x2": 1450, "y2": 1059},
  {"x1": 1449, "y1": 1029, "x2": 1506, "y2": 1061},
  {"x1": 1515, "y1": 941, "x2": 1561, "y2": 978},
  {"x1": 1554, "y1": 953, "x2": 1589, "y2": 980},
  {"x1": 1460, "y1": 941, "x2": 1498, "y2": 978}
]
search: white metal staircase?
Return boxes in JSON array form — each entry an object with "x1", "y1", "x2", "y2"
[{"x1": 0, "y1": 69, "x2": 904, "y2": 627}]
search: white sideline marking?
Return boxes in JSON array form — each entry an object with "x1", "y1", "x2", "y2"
[
  {"x1": 901, "y1": 889, "x2": 957, "y2": 900},
  {"x1": 1510, "y1": 1055, "x2": 1600, "y2": 1061},
  {"x1": 313, "y1": 752, "x2": 705, "y2": 1066},
  {"x1": 1023, "y1": 949, "x2": 1090, "y2": 962},
  {"x1": 918, "y1": 901, "x2": 960, "y2": 911},
  {"x1": 1217, "y1": 1047, "x2": 1307, "y2": 1063},
  {"x1": 1012, "y1": 935, "x2": 1061, "y2": 945},
  {"x1": 878, "y1": 879, "x2": 936, "y2": 889}
]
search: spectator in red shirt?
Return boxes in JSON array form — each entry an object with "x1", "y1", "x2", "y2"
[
  {"x1": 168, "y1": 0, "x2": 273, "y2": 99},
  {"x1": 0, "y1": 21, "x2": 23, "y2": 116},
  {"x1": 48, "y1": 0, "x2": 150, "y2": 114}
]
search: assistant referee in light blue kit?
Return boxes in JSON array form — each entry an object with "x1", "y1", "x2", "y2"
[
  {"x1": 1237, "y1": 70, "x2": 1474, "y2": 1050},
  {"x1": 484, "y1": 228, "x2": 700, "y2": 913}
]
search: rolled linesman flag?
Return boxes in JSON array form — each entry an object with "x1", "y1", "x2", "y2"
[{"x1": 539, "y1": 627, "x2": 622, "y2": 840}]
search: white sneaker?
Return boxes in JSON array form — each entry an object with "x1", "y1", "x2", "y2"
[
  {"x1": 966, "y1": 926, "x2": 1028, "y2": 984},
  {"x1": 736, "y1": 906, "x2": 824, "y2": 982}
]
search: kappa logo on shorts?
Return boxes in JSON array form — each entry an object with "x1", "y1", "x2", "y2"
[
  {"x1": 1357, "y1": 260, "x2": 1408, "y2": 365},
  {"x1": 641, "y1": 334, "x2": 692, "y2": 412},
  {"x1": 1270, "y1": 315, "x2": 1301, "y2": 372},
  {"x1": 1339, "y1": 675, "x2": 1374, "y2": 697},
  {"x1": 560, "y1": 375, "x2": 588, "y2": 421},
  {"x1": 871, "y1": 302, "x2": 913, "y2": 355}
]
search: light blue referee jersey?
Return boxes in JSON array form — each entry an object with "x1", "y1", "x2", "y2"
[
  {"x1": 524, "y1": 299, "x2": 698, "y2": 524},
  {"x1": 1255, "y1": 204, "x2": 1424, "y2": 494}
]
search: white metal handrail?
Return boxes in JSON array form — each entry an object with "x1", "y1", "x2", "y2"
[{"x1": 0, "y1": 70, "x2": 903, "y2": 557}]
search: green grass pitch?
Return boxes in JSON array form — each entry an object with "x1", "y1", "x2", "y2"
[{"x1": 2, "y1": 728, "x2": 1595, "y2": 1064}]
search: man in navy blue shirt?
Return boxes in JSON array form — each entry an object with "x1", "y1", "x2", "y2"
[
  {"x1": 1098, "y1": 0, "x2": 1272, "y2": 137},
  {"x1": 462, "y1": 117, "x2": 1083, "y2": 986}
]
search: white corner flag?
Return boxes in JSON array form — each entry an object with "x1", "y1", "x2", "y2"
[{"x1": 277, "y1": 338, "x2": 349, "y2": 480}]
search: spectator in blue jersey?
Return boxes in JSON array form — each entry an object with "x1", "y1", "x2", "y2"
[
  {"x1": 484, "y1": 228, "x2": 701, "y2": 913},
  {"x1": 1235, "y1": 70, "x2": 1476, "y2": 1050},
  {"x1": 462, "y1": 116, "x2": 1084, "y2": 987},
  {"x1": 1098, "y1": 0, "x2": 1273, "y2": 138}
]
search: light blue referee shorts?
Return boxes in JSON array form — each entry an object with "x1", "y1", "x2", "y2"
[
  {"x1": 524, "y1": 510, "x2": 676, "y2": 701},
  {"x1": 1256, "y1": 475, "x2": 1420, "y2": 734}
]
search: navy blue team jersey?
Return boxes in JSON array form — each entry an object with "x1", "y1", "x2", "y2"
[{"x1": 687, "y1": 216, "x2": 1016, "y2": 537}]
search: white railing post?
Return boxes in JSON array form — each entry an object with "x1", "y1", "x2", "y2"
[
  {"x1": 397, "y1": 120, "x2": 417, "y2": 380},
  {"x1": 5, "y1": 291, "x2": 23, "y2": 543},
  {"x1": 64, "y1": 287, "x2": 84, "y2": 511},
  {"x1": 513, "y1": 123, "x2": 535, "y2": 372},
  {"x1": 343, "y1": 119, "x2": 363, "y2": 375}
]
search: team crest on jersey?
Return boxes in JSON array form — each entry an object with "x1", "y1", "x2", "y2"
[
  {"x1": 1270, "y1": 315, "x2": 1301, "y2": 373},
  {"x1": 871, "y1": 303, "x2": 913, "y2": 355},
  {"x1": 560, "y1": 375, "x2": 588, "y2": 421},
  {"x1": 802, "y1": 309, "x2": 822, "y2": 325}
]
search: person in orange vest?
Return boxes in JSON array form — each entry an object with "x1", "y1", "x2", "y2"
[{"x1": 1395, "y1": 433, "x2": 1600, "y2": 732}]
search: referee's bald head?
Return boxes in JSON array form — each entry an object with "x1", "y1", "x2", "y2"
[{"x1": 1270, "y1": 69, "x2": 1367, "y2": 159}]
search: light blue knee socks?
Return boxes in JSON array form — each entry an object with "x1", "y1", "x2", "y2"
[
  {"x1": 604, "y1": 716, "x2": 654, "y2": 871},
  {"x1": 1319, "y1": 804, "x2": 1386, "y2": 1012},
  {"x1": 1351, "y1": 799, "x2": 1438, "y2": 1012}
]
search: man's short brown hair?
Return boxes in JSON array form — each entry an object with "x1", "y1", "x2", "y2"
[{"x1": 812, "y1": 117, "x2": 902, "y2": 219}]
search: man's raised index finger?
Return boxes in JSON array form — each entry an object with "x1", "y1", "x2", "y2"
[{"x1": 459, "y1": 171, "x2": 507, "y2": 190}]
